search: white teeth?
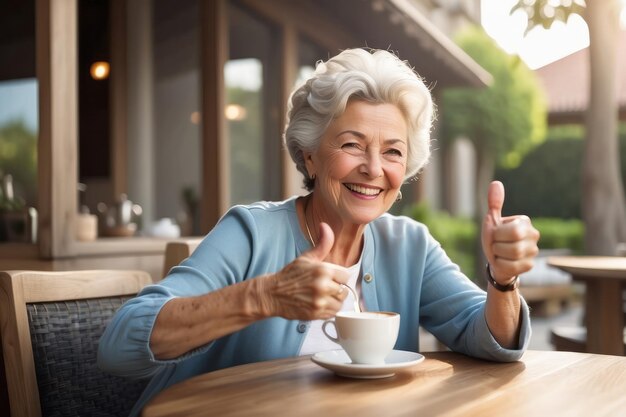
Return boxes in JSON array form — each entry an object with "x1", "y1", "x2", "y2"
[{"x1": 346, "y1": 184, "x2": 381, "y2": 196}]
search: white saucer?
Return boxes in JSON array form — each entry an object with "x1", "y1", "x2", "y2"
[{"x1": 311, "y1": 349, "x2": 424, "y2": 379}]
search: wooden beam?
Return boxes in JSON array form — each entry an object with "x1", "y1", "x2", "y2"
[
  {"x1": 36, "y1": 0, "x2": 78, "y2": 258},
  {"x1": 239, "y1": 0, "x2": 358, "y2": 52},
  {"x1": 110, "y1": 0, "x2": 128, "y2": 198},
  {"x1": 200, "y1": 0, "x2": 229, "y2": 232}
]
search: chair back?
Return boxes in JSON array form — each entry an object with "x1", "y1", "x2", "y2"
[
  {"x1": 162, "y1": 238, "x2": 202, "y2": 277},
  {"x1": 0, "y1": 269, "x2": 152, "y2": 417}
]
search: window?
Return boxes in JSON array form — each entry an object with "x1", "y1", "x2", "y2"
[
  {"x1": 150, "y1": 0, "x2": 202, "y2": 235},
  {"x1": 0, "y1": 79, "x2": 38, "y2": 209},
  {"x1": 0, "y1": 0, "x2": 38, "y2": 243},
  {"x1": 78, "y1": 0, "x2": 110, "y2": 181},
  {"x1": 227, "y1": 3, "x2": 281, "y2": 205},
  {"x1": 297, "y1": 35, "x2": 329, "y2": 87}
]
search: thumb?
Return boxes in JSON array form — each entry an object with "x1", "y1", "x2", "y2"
[
  {"x1": 487, "y1": 181, "x2": 505, "y2": 226},
  {"x1": 302, "y1": 222, "x2": 334, "y2": 262}
]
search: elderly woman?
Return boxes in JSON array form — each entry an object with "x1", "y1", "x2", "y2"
[{"x1": 99, "y1": 48, "x2": 539, "y2": 415}]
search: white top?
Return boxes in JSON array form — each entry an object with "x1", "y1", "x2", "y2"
[{"x1": 298, "y1": 256, "x2": 363, "y2": 356}]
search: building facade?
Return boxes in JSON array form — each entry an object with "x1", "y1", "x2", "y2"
[{"x1": 0, "y1": 0, "x2": 489, "y2": 278}]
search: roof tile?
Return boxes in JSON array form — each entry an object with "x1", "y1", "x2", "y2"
[{"x1": 535, "y1": 30, "x2": 626, "y2": 115}]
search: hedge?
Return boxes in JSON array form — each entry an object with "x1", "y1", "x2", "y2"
[
  {"x1": 404, "y1": 203, "x2": 584, "y2": 279},
  {"x1": 495, "y1": 124, "x2": 626, "y2": 219},
  {"x1": 532, "y1": 218, "x2": 584, "y2": 253},
  {"x1": 404, "y1": 203, "x2": 478, "y2": 279}
]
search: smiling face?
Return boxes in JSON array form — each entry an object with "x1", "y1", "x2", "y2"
[{"x1": 304, "y1": 100, "x2": 408, "y2": 226}]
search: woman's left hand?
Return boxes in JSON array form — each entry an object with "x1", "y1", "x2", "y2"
[{"x1": 481, "y1": 181, "x2": 540, "y2": 284}]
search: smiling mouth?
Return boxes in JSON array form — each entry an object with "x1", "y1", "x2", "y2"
[{"x1": 344, "y1": 183, "x2": 382, "y2": 196}]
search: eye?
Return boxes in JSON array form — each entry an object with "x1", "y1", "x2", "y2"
[
  {"x1": 385, "y1": 148, "x2": 403, "y2": 157},
  {"x1": 341, "y1": 142, "x2": 363, "y2": 154}
]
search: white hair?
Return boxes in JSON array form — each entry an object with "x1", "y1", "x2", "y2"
[{"x1": 283, "y1": 48, "x2": 435, "y2": 191}]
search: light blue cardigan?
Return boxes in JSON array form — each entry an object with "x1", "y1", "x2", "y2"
[{"x1": 98, "y1": 197, "x2": 531, "y2": 416}]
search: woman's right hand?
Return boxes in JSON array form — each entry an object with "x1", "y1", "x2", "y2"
[
  {"x1": 151, "y1": 223, "x2": 349, "y2": 360},
  {"x1": 257, "y1": 223, "x2": 349, "y2": 321}
]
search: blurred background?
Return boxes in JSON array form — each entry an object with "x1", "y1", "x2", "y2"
[{"x1": 1, "y1": 0, "x2": 625, "y2": 349}]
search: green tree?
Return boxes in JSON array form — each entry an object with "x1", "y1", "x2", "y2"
[
  {"x1": 513, "y1": 0, "x2": 626, "y2": 255},
  {"x1": 0, "y1": 120, "x2": 37, "y2": 206},
  {"x1": 442, "y1": 25, "x2": 547, "y2": 220}
]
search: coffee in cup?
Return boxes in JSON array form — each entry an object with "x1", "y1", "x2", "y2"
[{"x1": 321, "y1": 311, "x2": 400, "y2": 364}]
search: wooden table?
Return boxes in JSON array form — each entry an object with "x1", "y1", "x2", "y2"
[
  {"x1": 142, "y1": 350, "x2": 626, "y2": 417},
  {"x1": 548, "y1": 256, "x2": 626, "y2": 355}
]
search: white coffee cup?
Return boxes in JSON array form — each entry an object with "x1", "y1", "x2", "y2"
[{"x1": 322, "y1": 311, "x2": 400, "y2": 364}]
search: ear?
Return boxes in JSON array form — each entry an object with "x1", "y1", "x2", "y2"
[{"x1": 303, "y1": 151, "x2": 315, "y2": 178}]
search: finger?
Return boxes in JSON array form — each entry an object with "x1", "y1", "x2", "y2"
[
  {"x1": 321, "y1": 261, "x2": 350, "y2": 285},
  {"x1": 487, "y1": 181, "x2": 505, "y2": 226},
  {"x1": 301, "y1": 222, "x2": 334, "y2": 262},
  {"x1": 500, "y1": 214, "x2": 530, "y2": 224},
  {"x1": 322, "y1": 280, "x2": 346, "y2": 297},
  {"x1": 492, "y1": 218, "x2": 539, "y2": 243},
  {"x1": 316, "y1": 302, "x2": 344, "y2": 320},
  {"x1": 491, "y1": 241, "x2": 539, "y2": 261},
  {"x1": 491, "y1": 257, "x2": 535, "y2": 278},
  {"x1": 333, "y1": 283, "x2": 349, "y2": 301},
  {"x1": 313, "y1": 294, "x2": 344, "y2": 318}
]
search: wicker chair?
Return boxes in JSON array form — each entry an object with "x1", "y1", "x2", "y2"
[{"x1": 0, "y1": 269, "x2": 152, "y2": 417}]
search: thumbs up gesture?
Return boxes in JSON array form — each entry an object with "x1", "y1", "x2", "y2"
[
  {"x1": 259, "y1": 222, "x2": 350, "y2": 321},
  {"x1": 481, "y1": 181, "x2": 540, "y2": 285}
]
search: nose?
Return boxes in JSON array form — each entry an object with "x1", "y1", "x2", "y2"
[{"x1": 360, "y1": 151, "x2": 383, "y2": 178}]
